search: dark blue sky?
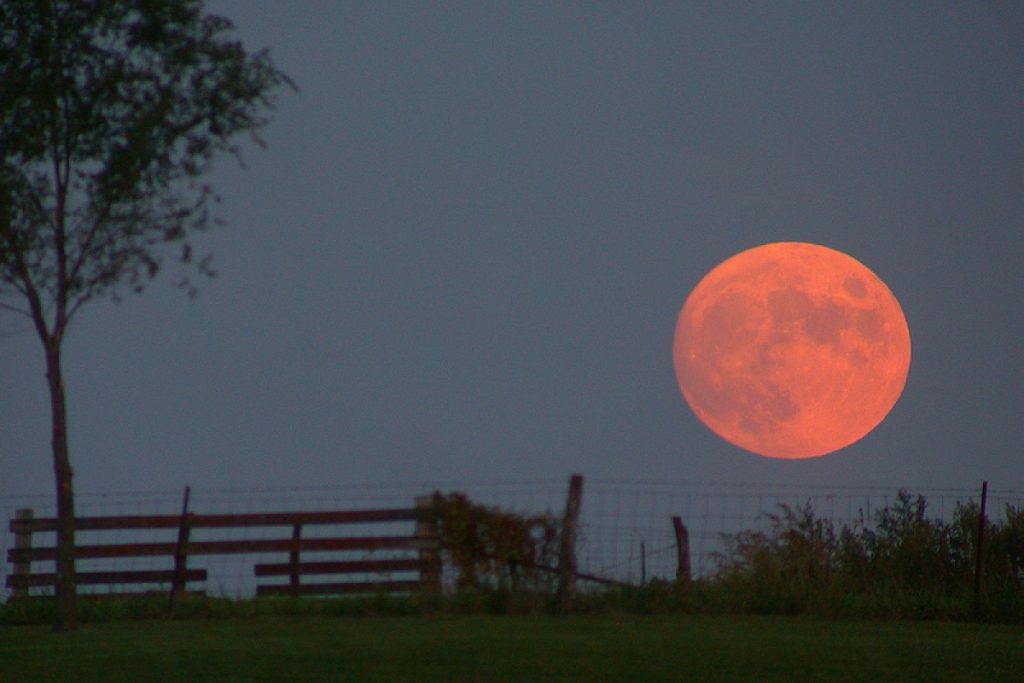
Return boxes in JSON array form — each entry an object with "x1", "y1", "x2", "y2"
[{"x1": 2, "y1": 2, "x2": 1021, "y2": 496}]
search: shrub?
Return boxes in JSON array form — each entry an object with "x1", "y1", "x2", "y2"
[
  {"x1": 430, "y1": 492, "x2": 559, "y2": 593},
  {"x1": 713, "y1": 503, "x2": 841, "y2": 614},
  {"x1": 713, "y1": 490, "x2": 1024, "y2": 620}
]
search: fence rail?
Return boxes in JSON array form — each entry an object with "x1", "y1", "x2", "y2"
[{"x1": 10, "y1": 509, "x2": 425, "y2": 532}]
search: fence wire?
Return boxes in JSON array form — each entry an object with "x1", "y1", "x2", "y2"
[{"x1": 2, "y1": 478, "x2": 1020, "y2": 600}]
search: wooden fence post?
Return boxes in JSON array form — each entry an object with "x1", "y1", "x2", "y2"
[
  {"x1": 12, "y1": 509, "x2": 34, "y2": 599},
  {"x1": 973, "y1": 480, "x2": 988, "y2": 615},
  {"x1": 672, "y1": 516, "x2": 691, "y2": 584},
  {"x1": 289, "y1": 524, "x2": 303, "y2": 597},
  {"x1": 556, "y1": 474, "x2": 583, "y2": 612},
  {"x1": 169, "y1": 486, "x2": 192, "y2": 609},
  {"x1": 416, "y1": 496, "x2": 442, "y2": 594}
]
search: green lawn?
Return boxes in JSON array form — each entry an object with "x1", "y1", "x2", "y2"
[{"x1": 2, "y1": 614, "x2": 1022, "y2": 682}]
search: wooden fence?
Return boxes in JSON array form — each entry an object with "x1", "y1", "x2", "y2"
[{"x1": 6, "y1": 493, "x2": 441, "y2": 600}]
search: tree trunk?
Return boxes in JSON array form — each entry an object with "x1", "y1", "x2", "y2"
[{"x1": 45, "y1": 339, "x2": 77, "y2": 631}]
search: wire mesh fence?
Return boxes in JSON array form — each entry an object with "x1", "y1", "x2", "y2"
[
  {"x1": 580, "y1": 479, "x2": 1021, "y2": 587},
  {"x1": 2, "y1": 477, "x2": 1020, "y2": 601}
]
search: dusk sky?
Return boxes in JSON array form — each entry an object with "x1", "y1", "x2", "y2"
[{"x1": 2, "y1": 2, "x2": 1021, "y2": 499}]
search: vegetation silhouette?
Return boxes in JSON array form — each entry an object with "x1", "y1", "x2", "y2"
[{"x1": 712, "y1": 490, "x2": 1024, "y2": 620}]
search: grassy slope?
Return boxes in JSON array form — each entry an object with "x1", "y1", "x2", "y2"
[{"x1": 1, "y1": 614, "x2": 1022, "y2": 682}]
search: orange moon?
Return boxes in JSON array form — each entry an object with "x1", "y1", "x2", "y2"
[{"x1": 673, "y1": 242, "x2": 911, "y2": 459}]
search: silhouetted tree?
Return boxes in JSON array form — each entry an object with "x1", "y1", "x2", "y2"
[{"x1": 0, "y1": 0, "x2": 292, "y2": 631}]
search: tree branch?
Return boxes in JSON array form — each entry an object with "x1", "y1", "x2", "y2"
[
  {"x1": 0, "y1": 231, "x2": 52, "y2": 343},
  {"x1": 0, "y1": 301, "x2": 32, "y2": 319}
]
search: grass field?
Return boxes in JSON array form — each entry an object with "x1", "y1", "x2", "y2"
[{"x1": 2, "y1": 613, "x2": 1022, "y2": 682}]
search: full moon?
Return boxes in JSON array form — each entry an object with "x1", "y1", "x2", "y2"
[{"x1": 673, "y1": 242, "x2": 911, "y2": 459}]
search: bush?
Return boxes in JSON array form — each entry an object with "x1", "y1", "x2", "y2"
[
  {"x1": 712, "y1": 490, "x2": 1024, "y2": 620},
  {"x1": 430, "y1": 492, "x2": 559, "y2": 593}
]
